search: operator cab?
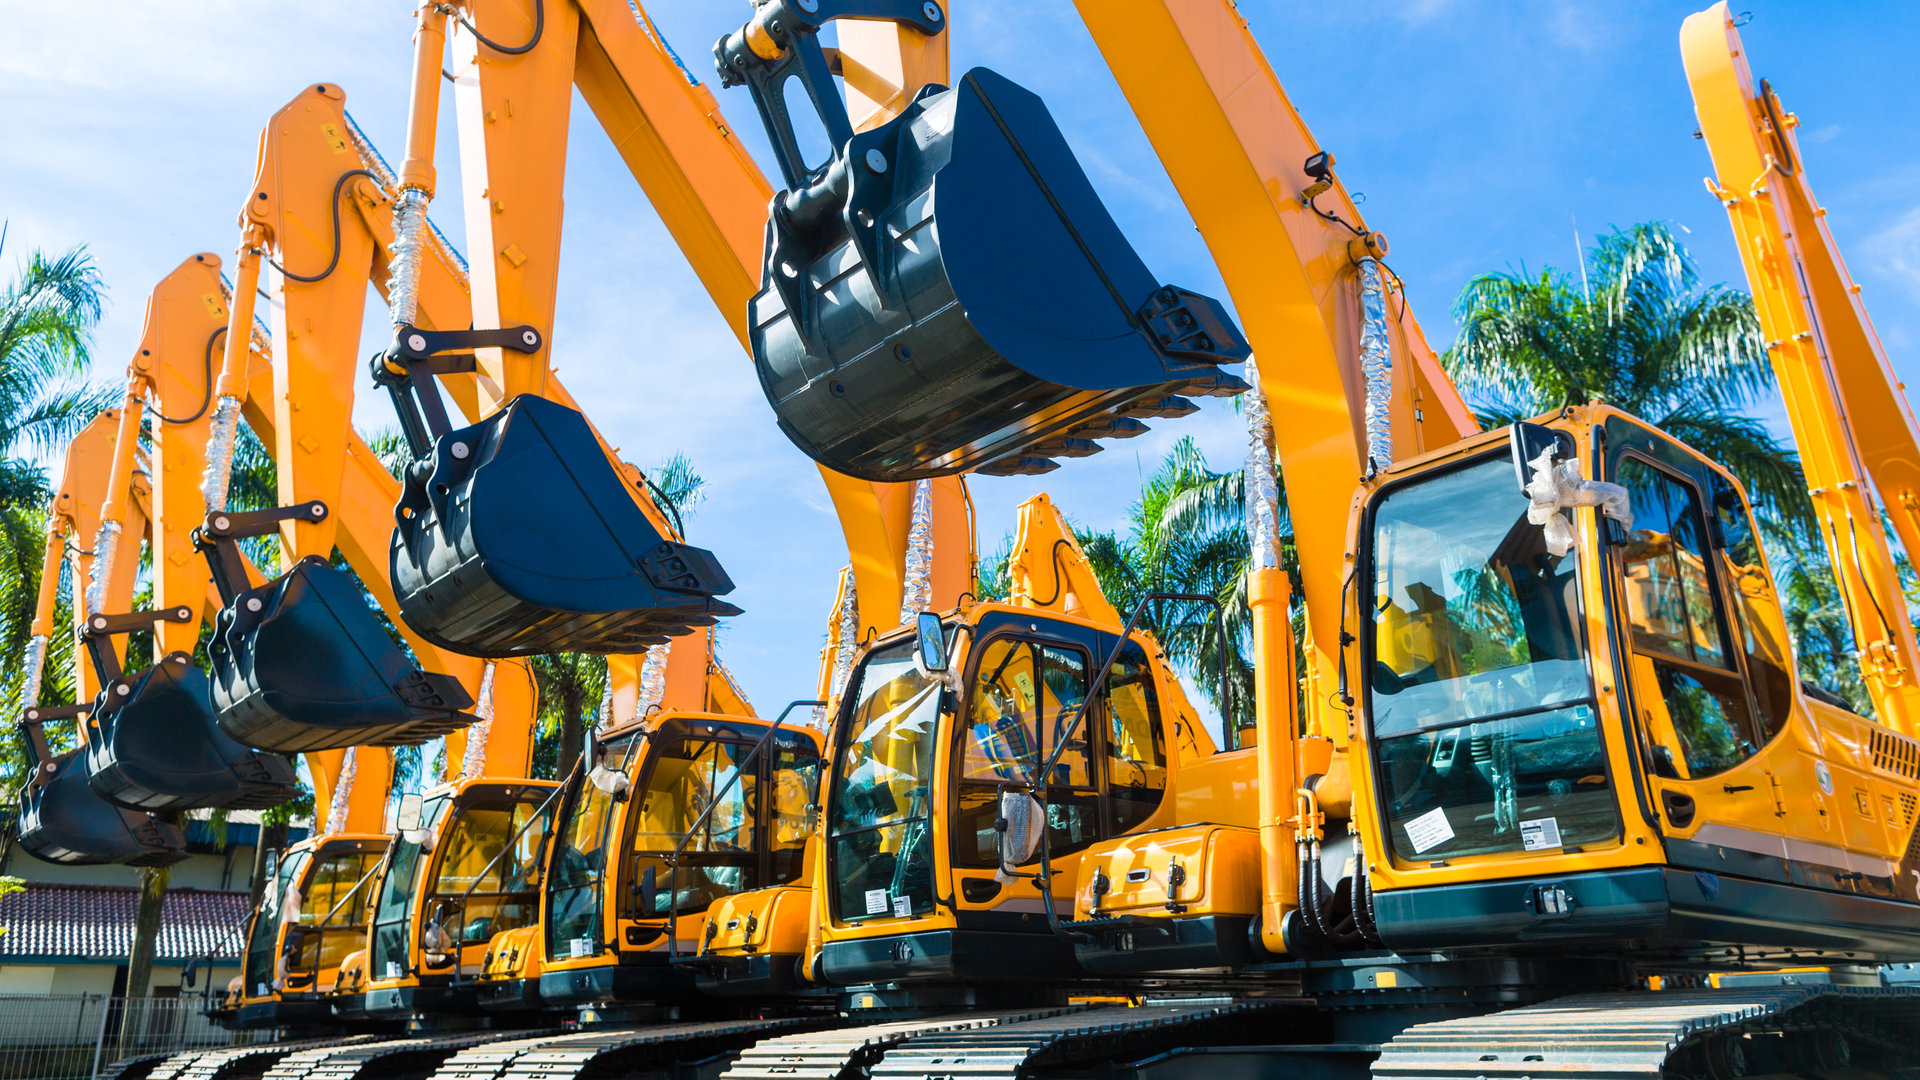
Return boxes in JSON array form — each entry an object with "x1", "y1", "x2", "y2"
[
  {"x1": 815, "y1": 602, "x2": 1203, "y2": 1002},
  {"x1": 361, "y1": 778, "x2": 559, "y2": 1025},
  {"x1": 538, "y1": 712, "x2": 823, "y2": 1016},
  {"x1": 231, "y1": 834, "x2": 389, "y2": 1031},
  {"x1": 1354, "y1": 408, "x2": 1920, "y2": 966}
]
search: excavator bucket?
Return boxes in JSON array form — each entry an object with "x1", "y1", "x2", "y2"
[
  {"x1": 389, "y1": 394, "x2": 741, "y2": 657},
  {"x1": 84, "y1": 652, "x2": 299, "y2": 813},
  {"x1": 210, "y1": 556, "x2": 477, "y2": 753},
  {"x1": 747, "y1": 68, "x2": 1251, "y2": 481},
  {"x1": 16, "y1": 715, "x2": 186, "y2": 867}
]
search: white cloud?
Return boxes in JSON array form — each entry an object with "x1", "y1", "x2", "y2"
[{"x1": 1862, "y1": 205, "x2": 1920, "y2": 305}]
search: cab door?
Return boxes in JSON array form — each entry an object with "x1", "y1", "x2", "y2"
[{"x1": 1607, "y1": 426, "x2": 1790, "y2": 843}]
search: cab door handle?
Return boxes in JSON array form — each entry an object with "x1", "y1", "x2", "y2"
[{"x1": 1722, "y1": 784, "x2": 1754, "y2": 793}]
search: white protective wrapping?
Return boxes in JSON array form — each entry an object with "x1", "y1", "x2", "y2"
[
  {"x1": 826, "y1": 568, "x2": 860, "y2": 715},
  {"x1": 1357, "y1": 258, "x2": 1395, "y2": 473},
  {"x1": 85, "y1": 521, "x2": 121, "y2": 616},
  {"x1": 20, "y1": 634, "x2": 47, "y2": 713},
  {"x1": 460, "y1": 663, "x2": 496, "y2": 780},
  {"x1": 595, "y1": 678, "x2": 614, "y2": 733},
  {"x1": 635, "y1": 643, "x2": 669, "y2": 721},
  {"x1": 324, "y1": 746, "x2": 358, "y2": 837},
  {"x1": 200, "y1": 395, "x2": 242, "y2": 511},
  {"x1": 1526, "y1": 448, "x2": 1633, "y2": 557},
  {"x1": 897, "y1": 479, "x2": 935, "y2": 626},
  {"x1": 995, "y1": 790, "x2": 1046, "y2": 883},
  {"x1": 387, "y1": 188, "x2": 431, "y2": 326},
  {"x1": 1242, "y1": 356, "x2": 1284, "y2": 573}
]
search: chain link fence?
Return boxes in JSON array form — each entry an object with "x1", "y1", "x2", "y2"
[{"x1": 0, "y1": 994, "x2": 264, "y2": 1080}]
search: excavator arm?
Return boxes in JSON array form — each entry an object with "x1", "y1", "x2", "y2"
[{"x1": 1683, "y1": 1, "x2": 1920, "y2": 731}]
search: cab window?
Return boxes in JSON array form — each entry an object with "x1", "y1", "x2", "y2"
[
  {"x1": 1616, "y1": 457, "x2": 1763, "y2": 778},
  {"x1": 1106, "y1": 642, "x2": 1167, "y2": 832},
  {"x1": 630, "y1": 735, "x2": 758, "y2": 916}
]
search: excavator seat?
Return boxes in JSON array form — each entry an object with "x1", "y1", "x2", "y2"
[
  {"x1": 748, "y1": 68, "x2": 1250, "y2": 481},
  {"x1": 84, "y1": 653, "x2": 299, "y2": 812},
  {"x1": 210, "y1": 555, "x2": 478, "y2": 752},
  {"x1": 389, "y1": 394, "x2": 741, "y2": 657},
  {"x1": 16, "y1": 718, "x2": 186, "y2": 867}
]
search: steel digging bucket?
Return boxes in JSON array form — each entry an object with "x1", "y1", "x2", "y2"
[
  {"x1": 727, "y1": 48, "x2": 1251, "y2": 480},
  {"x1": 85, "y1": 650, "x2": 300, "y2": 813},
  {"x1": 201, "y1": 507, "x2": 479, "y2": 752},
  {"x1": 16, "y1": 710, "x2": 186, "y2": 867},
  {"x1": 388, "y1": 393, "x2": 741, "y2": 657}
]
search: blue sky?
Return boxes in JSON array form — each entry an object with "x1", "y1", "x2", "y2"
[{"x1": 5, "y1": 1, "x2": 1918, "y2": 718}]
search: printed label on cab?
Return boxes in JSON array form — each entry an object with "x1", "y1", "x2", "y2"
[
  {"x1": 1520, "y1": 816, "x2": 1563, "y2": 852},
  {"x1": 892, "y1": 896, "x2": 911, "y2": 918},
  {"x1": 865, "y1": 888, "x2": 888, "y2": 915},
  {"x1": 385, "y1": 961, "x2": 402, "y2": 979},
  {"x1": 1405, "y1": 806, "x2": 1454, "y2": 854},
  {"x1": 569, "y1": 937, "x2": 593, "y2": 959}
]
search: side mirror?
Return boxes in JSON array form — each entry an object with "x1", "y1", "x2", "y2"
[
  {"x1": 915, "y1": 612, "x2": 948, "y2": 673},
  {"x1": 396, "y1": 793, "x2": 424, "y2": 834},
  {"x1": 181, "y1": 960, "x2": 198, "y2": 989},
  {"x1": 638, "y1": 863, "x2": 658, "y2": 917},
  {"x1": 1509, "y1": 421, "x2": 1569, "y2": 494},
  {"x1": 263, "y1": 848, "x2": 280, "y2": 882},
  {"x1": 995, "y1": 790, "x2": 1045, "y2": 875}
]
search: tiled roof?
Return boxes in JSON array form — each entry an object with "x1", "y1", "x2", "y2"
[{"x1": 0, "y1": 883, "x2": 249, "y2": 962}]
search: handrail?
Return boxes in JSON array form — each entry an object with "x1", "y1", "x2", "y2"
[
  {"x1": 435, "y1": 778, "x2": 570, "y2": 979},
  {"x1": 664, "y1": 699, "x2": 823, "y2": 964},
  {"x1": 1027, "y1": 592, "x2": 1230, "y2": 945}
]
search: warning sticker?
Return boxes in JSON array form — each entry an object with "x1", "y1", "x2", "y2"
[
  {"x1": 1520, "y1": 816, "x2": 1563, "y2": 852},
  {"x1": 865, "y1": 888, "x2": 888, "y2": 915},
  {"x1": 892, "y1": 896, "x2": 912, "y2": 918},
  {"x1": 1404, "y1": 806, "x2": 1455, "y2": 854},
  {"x1": 569, "y1": 937, "x2": 593, "y2": 959},
  {"x1": 385, "y1": 961, "x2": 403, "y2": 979}
]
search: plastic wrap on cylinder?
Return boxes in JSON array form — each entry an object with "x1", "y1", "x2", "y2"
[
  {"x1": 200, "y1": 395, "x2": 242, "y2": 511},
  {"x1": 19, "y1": 635, "x2": 47, "y2": 713},
  {"x1": 324, "y1": 746, "x2": 358, "y2": 837},
  {"x1": 86, "y1": 521, "x2": 121, "y2": 615},
  {"x1": 1358, "y1": 258, "x2": 1394, "y2": 472},
  {"x1": 635, "y1": 643, "x2": 669, "y2": 721},
  {"x1": 387, "y1": 188, "x2": 431, "y2": 327},
  {"x1": 898, "y1": 479, "x2": 934, "y2": 626},
  {"x1": 595, "y1": 678, "x2": 614, "y2": 733},
  {"x1": 1242, "y1": 356, "x2": 1283, "y2": 573},
  {"x1": 461, "y1": 663, "x2": 496, "y2": 780},
  {"x1": 828, "y1": 568, "x2": 860, "y2": 710}
]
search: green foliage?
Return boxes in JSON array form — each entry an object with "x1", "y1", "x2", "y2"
[
  {"x1": 1445, "y1": 222, "x2": 1810, "y2": 535},
  {"x1": 0, "y1": 244, "x2": 115, "y2": 783}
]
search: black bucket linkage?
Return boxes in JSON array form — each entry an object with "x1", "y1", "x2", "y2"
[
  {"x1": 198, "y1": 502, "x2": 478, "y2": 753},
  {"x1": 716, "y1": 1, "x2": 1252, "y2": 482},
  {"x1": 80, "y1": 606, "x2": 299, "y2": 813},
  {"x1": 16, "y1": 705, "x2": 186, "y2": 867},
  {"x1": 374, "y1": 326, "x2": 741, "y2": 658}
]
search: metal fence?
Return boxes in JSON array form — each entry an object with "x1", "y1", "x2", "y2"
[{"x1": 0, "y1": 994, "x2": 265, "y2": 1080}]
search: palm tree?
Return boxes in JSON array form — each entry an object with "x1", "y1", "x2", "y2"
[
  {"x1": 0, "y1": 244, "x2": 115, "y2": 720},
  {"x1": 1444, "y1": 222, "x2": 1811, "y2": 533}
]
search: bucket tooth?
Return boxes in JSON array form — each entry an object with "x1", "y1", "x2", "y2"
[
  {"x1": 210, "y1": 556, "x2": 479, "y2": 753},
  {"x1": 744, "y1": 67, "x2": 1250, "y2": 482},
  {"x1": 1068, "y1": 417, "x2": 1150, "y2": 441},
  {"x1": 84, "y1": 653, "x2": 300, "y2": 812},
  {"x1": 975, "y1": 456, "x2": 1060, "y2": 477},
  {"x1": 1028, "y1": 437, "x2": 1103, "y2": 459},
  {"x1": 1181, "y1": 373, "x2": 1252, "y2": 398},
  {"x1": 1117, "y1": 395, "x2": 1199, "y2": 420},
  {"x1": 389, "y1": 395, "x2": 740, "y2": 657}
]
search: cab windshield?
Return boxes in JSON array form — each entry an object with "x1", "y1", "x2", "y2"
[
  {"x1": 424, "y1": 790, "x2": 554, "y2": 957},
  {"x1": 1367, "y1": 453, "x2": 1618, "y2": 861},
  {"x1": 829, "y1": 638, "x2": 939, "y2": 922},
  {"x1": 546, "y1": 734, "x2": 643, "y2": 961},
  {"x1": 243, "y1": 847, "x2": 308, "y2": 996}
]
